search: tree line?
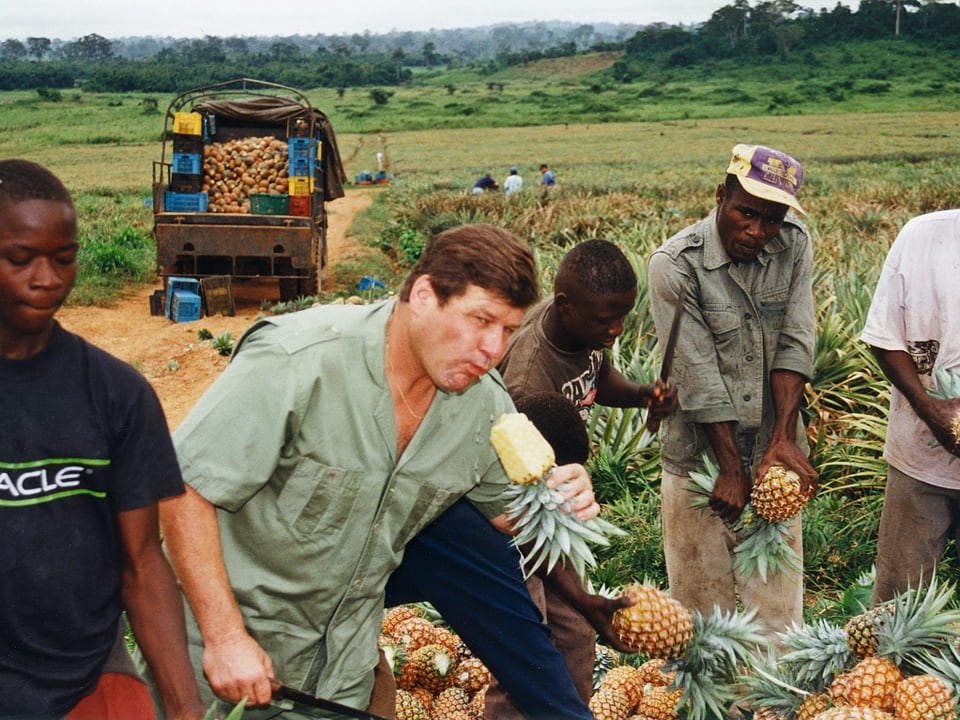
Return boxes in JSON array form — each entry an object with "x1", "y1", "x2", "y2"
[{"x1": 1, "y1": 2, "x2": 959, "y2": 93}]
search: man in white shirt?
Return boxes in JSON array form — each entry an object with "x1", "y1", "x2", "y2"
[
  {"x1": 503, "y1": 167, "x2": 523, "y2": 196},
  {"x1": 860, "y1": 208, "x2": 960, "y2": 604}
]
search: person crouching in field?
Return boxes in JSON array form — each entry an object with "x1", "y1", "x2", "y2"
[{"x1": 0, "y1": 159, "x2": 206, "y2": 720}]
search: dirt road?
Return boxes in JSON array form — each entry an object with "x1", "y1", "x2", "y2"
[{"x1": 57, "y1": 188, "x2": 375, "y2": 430}]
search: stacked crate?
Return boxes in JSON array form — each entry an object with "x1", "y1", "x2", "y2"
[
  {"x1": 166, "y1": 112, "x2": 207, "y2": 212},
  {"x1": 165, "y1": 276, "x2": 202, "y2": 322},
  {"x1": 286, "y1": 130, "x2": 318, "y2": 217}
]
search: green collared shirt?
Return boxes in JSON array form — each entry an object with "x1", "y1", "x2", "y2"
[
  {"x1": 648, "y1": 210, "x2": 815, "y2": 475},
  {"x1": 173, "y1": 300, "x2": 514, "y2": 710}
]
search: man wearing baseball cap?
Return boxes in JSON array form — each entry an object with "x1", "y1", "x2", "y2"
[{"x1": 647, "y1": 145, "x2": 818, "y2": 666}]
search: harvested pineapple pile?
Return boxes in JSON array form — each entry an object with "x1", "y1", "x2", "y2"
[
  {"x1": 380, "y1": 606, "x2": 491, "y2": 720},
  {"x1": 202, "y1": 136, "x2": 290, "y2": 214},
  {"x1": 591, "y1": 658, "x2": 684, "y2": 720},
  {"x1": 744, "y1": 578, "x2": 960, "y2": 720}
]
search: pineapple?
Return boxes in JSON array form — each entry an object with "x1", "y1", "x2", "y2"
[
  {"x1": 589, "y1": 685, "x2": 636, "y2": 720},
  {"x1": 452, "y1": 656, "x2": 490, "y2": 694},
  {"x1": 894, "y1": 674, "x2": 955, "y2": 720},
  {"x1": 395, "y1": 689, "x2": 431, "y2": 720},
  {"x1": 686, "y1": 452, "x2": 802, "y2": 582},
  {"x1": 844, "y1": 604, "x2": 894, "y2": 660},
  {"x1": 828, "y1": 656, "x2": 902, "y2": 712},
  {"x1": 393, "y1": 616, "x2": 439, "y2": 653},
  {"x1": 751, "y1": 465, "x2": 810, "y2": 522},
  {"x1": 636, "y1": 658, "x2": 676, "y2": 687},
  {"x1": 469, "y1": 685, "x2": 486, "y2": 718},
  {"x1": 812, "y1": 708, "x2": 894, "y2": 719},
  {"x1": 408, "y1": 643, "x2": 457, "y2": 694},
  {"x1": 610, "y1": 583, "x2": 695, "y2": 660},
  {"x1": 489, "y1": 411, "x2": 556, "y2": 483},
  {"x1": 430, "y1": 686, "x2": 472, "y2": 720},
  {"x1": 598, "y1": 665, "x2": 645, "y2": 707},
  {"x1": 490, "y1": 412, "x2": 625, "y2": 578},
  {"x1": 635, "y1": 685, "x2": 683, "y2": 720},
  {"x1": 383, "y1": 605, "x2": 423, "y2": 636},
  {"x1": 797, "y1": 692, "x2": 832, "y2": 720}
]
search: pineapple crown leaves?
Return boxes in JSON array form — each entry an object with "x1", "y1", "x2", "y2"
[
  {"x1": 687, "y1": 452, "x2": 800, "y2": 581},
  {"x1": 924, "y1": 364, "x2": 960, "y2": 460},
  {"x1": 666, "y1": 604, "x2": 768, "y2": 720},
  {"x1": 504, "y1": 480, "x2": 625, "y2": 580},
  {"x1": 914, "y1": 641, "x2": 960, "y2": 702},
  {"x1": 740, "y1": 648, "x2": 809, "y2": 718},
  {"x1": 874, "y1": 575, "x2": 960, "y2": 671},
  {"x1": 777, "y1": 619, "x2": 853, "y2": 691}
]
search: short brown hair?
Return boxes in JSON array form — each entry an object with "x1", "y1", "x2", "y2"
[
  {"x1": 399, "y1": 223, "x2": 539, "y2": 308},
  {"x1": 0, "y1": 159, "x2": 74, "y2": 214}
]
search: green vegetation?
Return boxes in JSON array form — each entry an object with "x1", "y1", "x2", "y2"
[{"x1": 2, "y1": 27, "x2": 959, "y2": 620}]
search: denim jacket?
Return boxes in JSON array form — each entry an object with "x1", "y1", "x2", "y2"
[{"x1": 648, "y1": 210, "x2": 815, "y2": 476}]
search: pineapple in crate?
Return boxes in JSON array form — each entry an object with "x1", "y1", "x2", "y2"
[
  {"x1": 686, "y1": 452, "x2": 812, "y2": 582},
  {"x1": 489, "y1": 412, "x2": 625, "y2": 579},
  {"x1": 741, "y1": 577, "x2": 960, "y2": 720}
]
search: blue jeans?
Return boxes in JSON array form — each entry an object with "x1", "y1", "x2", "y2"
[{"x1": 385, "y1": 500, "x2": 593, "y2": 720}]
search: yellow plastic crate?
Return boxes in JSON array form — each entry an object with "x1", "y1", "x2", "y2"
[
  {"x1": 173, "y1": 112, "x2": 203, "y2": 136},
  {"x1": 288, "y1": 176, "x2": 314, "y2": 196}
]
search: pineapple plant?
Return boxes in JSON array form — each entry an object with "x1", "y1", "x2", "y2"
[
  {"x1": 490, "y1": 411, "x2": 625, "y2": 578},
  {"x1": 686, "y1": 453, "x2": 802, "y2": 582},
  {"x1": 610, "y1": 583, "x2": 695, "y2": 660}
]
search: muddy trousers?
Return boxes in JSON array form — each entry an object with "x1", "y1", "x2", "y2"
[
  {"x1": 385, "y1": 499, "x2": 593, "y2": 720},
  {"x1": 661, "y1": 469, "x2": 804, "y2": 645}
]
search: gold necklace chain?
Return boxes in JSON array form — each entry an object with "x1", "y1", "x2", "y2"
[{"x1": 385, "y1": 340, "x2": 425, "y2": 421}]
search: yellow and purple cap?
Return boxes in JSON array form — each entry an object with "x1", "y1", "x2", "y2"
[{"x1": 726, "y1": 143, "x2": 804, "y2": 215}]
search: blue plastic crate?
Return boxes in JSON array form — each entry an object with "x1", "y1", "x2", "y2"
[
  {"x1": 172, "y1": 152, "x2": 202, "y2": 175},
  {"x1": 170, "y1": 290, "x2": 202, "y2": 323},
  {"x1": 165, "y1": 277, "x2": 201, "y2": 318},
  {"x1": 164, "y1": 191, "x2": 207, "y2": 213},
  {"x1": 288, "y1": 138, "x2": 317, "y2": 177}
]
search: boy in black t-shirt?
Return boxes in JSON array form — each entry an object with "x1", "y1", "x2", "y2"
[{"x1": 0, "y1": 159, "x2": 205, "y2": 720}]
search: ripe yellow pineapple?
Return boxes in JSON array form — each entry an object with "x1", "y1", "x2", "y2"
[
  {"x1": 393, "y1": 616, "x2": 439, "y2": 653},
  {"x1": 636, "y1": 657, "x2": 676, "y2": 687},
  {"x1": 469, "y1": 685, "x2": 486, "y2": 717},
  {"x1": 395, "y1": 688, "x2": 430, "y2": 720},
  {"x1": 611, "y1": 583, "x2": 695, "y2": 660},
  {"x1": 597, "y1": 665, "x2": 645, "y2": 707},
  {"x1": 489, "y1": 411, "x2": 555, "y2": 484},
  {"x1": 893, "y1": 674, "x2": 955, "y2": 720},
  {"x1": 430, "y1": 686, "x2": 472, "y2": 720},
  {"x1": 796, "y1": 692, "x2": 832, "y2": 720},
  {"x1": 828, "y1": 656, "x2": 902, "y2": 713},
  {"x1": 811, "y1": 708, "x2": 894, "y2": 719},
  {"x1": 635, "y1": 685, "x2": 683, "y2": 720},
  {"x1": 382, "y1": 605, "x2": 423, "y2": 636},
  {"x1": 751, "y1": 465, "x2": 810, "y2": 522},
  {"x1": 452, "y1": 656, "x2": 490, "y2": 694},
  {"x1": 408, "y1": 643, "x2": 457, "y2": 694},
  {"x1": 589, "y1": 685, "x2": 636, "y2": 720},
  {"x1": 490, "y1": 412, "x2": 625, "y2": 578}
]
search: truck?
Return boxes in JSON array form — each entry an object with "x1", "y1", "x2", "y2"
[{"x1": 152, "y1": 78, "x2": 347, "y2": 302}]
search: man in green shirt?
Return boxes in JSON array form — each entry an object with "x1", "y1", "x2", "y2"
[{"x1": 154, "y1": 224, "x2": 601, "y2": 718}]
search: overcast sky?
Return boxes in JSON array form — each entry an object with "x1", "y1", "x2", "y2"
[{"x1": 4, "y1": 1, "x2": 772, "y2": 41}]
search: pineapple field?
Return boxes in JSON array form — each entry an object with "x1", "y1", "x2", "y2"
[{"x1": 4, "y1": 90, "x2": 960, "y2": 719}]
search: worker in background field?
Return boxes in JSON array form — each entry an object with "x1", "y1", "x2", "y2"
[
  {"x1": 503, "y1": 166, "x2": 523, "y2": 197},
  {"x1": 473, "y1": 172, "x2": 500, "y2": 194}
]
